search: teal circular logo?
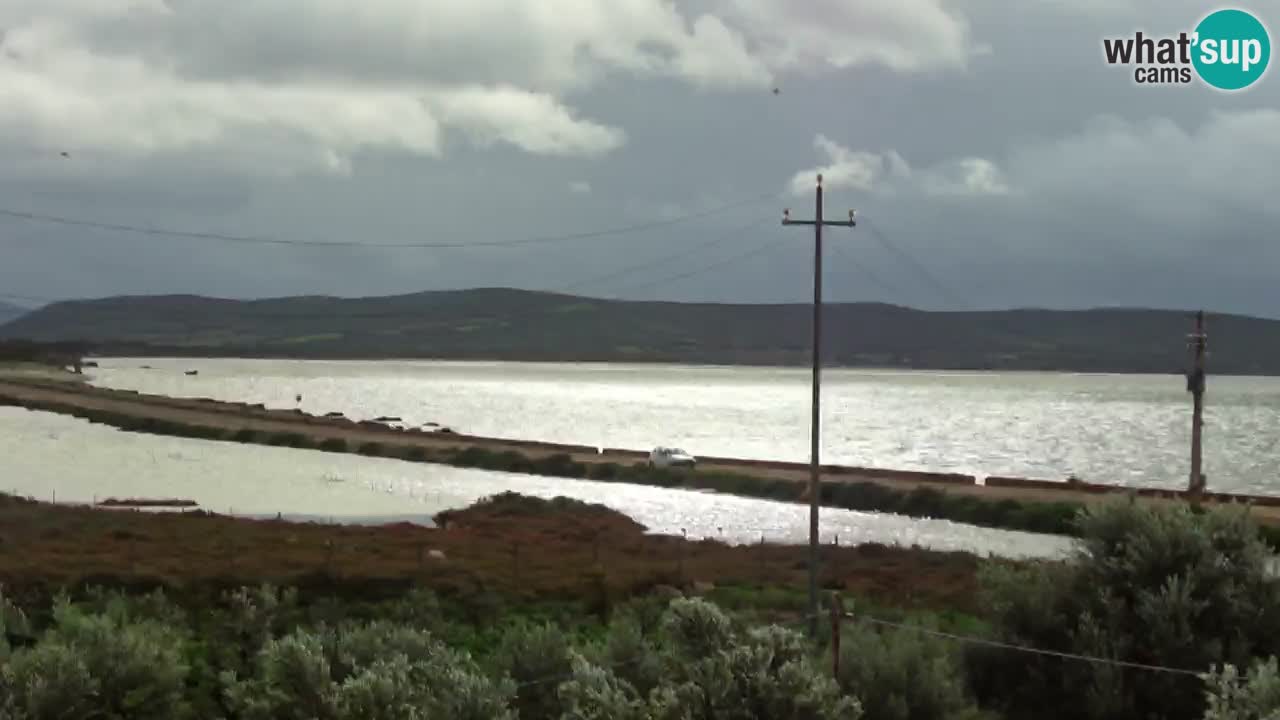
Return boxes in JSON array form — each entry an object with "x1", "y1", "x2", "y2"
[{"x1": 1192, "y1": 9, "x2": 1271, "y2": 90}]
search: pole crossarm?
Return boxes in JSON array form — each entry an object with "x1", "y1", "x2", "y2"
[
  {"x1": 782, "y1": 220, "x2": 856, "y2": 227},
  {"x1": 782, "y1": 209, "x2": 857, "y2": 227}
]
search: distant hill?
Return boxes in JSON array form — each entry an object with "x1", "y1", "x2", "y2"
[
  {"x1": 0, "y1": 288, "x2": 1274, "y2": 375},
  {"x1": 0, "y1": 301, "x2": 29, "y2": 326}
]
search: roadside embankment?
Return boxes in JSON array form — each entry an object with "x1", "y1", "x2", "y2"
[{"x1": 2, "y1": 376, "x2": 1277, "y2": 543}]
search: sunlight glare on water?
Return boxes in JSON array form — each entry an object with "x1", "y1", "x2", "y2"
[
  {"x1": 0, "y1": 408, "x2": 1071, "y2": 560},
  {"x1": 88, "y1": 358, "x2": 1280, "y2": 493}
]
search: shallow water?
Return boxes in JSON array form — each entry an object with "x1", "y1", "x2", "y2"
[
  {"x1": 89, "y1": 358, "x2": 1280, "y2": 493},
  {"x1": 0, "y1": 408, "x2": 1071, "y2": 559}
]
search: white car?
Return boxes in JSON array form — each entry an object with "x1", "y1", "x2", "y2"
[{"x1": 649, "y1": 447, "x2": 697, "y2": 469}]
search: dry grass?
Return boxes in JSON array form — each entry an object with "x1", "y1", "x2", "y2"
[{"x1": 0, "y1": 493, "x2": 989, "y2": 615}]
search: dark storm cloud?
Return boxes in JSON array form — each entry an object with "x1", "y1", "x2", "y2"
[{"x1": 1, "y1": 0, "x2": 1278, "y2": 316}]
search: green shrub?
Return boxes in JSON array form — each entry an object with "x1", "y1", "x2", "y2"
[
  {"x1": 266, "y1": 432, "x2": 311, "y2": 448},
  {"x1": 974, "y1": 501, "x2": 1280, "y2": 720},
  {"x1": 223, "y1": 622, "x2": 516, "y2": 720},
  {"x1": 535, "y1": 453, "x2": 587, "y2": 478},
  {"x1": 356, "y1": 442, "x2": 384, "y2": 457},
  {"x1": 837, "y1": 619, "x2": 979, "y2": 720},
  {"x1": 587, "y1": 463, "x2": 621, "y2": 481},
  {"x1": 1202, "y1": 657, "x2": 1280, "y2": 720},
  {"x1": 493, "y1": 621, "x2": 574, "y2": 719},
  {"x1": 179, "y1": 422, "x2": 207, "y2": 437},
  {"x1": 231, "y1": 428, "x2": 258, "y2": 444},
  {"x1": 403, "y1": 447, "x2": 428, "y2": 462},
  {"x1": 0, "y1": 641, "x2": 98, "y2": 720},
  {"x1": 494, "y1": 450, "x2": 534, "y2": 473},
  {"x1": 0, "y1": 581, "x2": 870, "y2": 720},
  {"x1": 452, "y1": 447, "x2": 495, "y2": 468},
  {"x1": 222, "y1": 584, "x2": 302, "y2": 658},
  {"x1": 0, "y1": 589, "x2": 31, "y2": 660},
  {"x1": 0, "y1": 599, "x2": 192, "y2": 720},
  {"x1": 318, "y1": 437, "x2": 347, "y2": 453},
  {"x1": 561, "y1": 598, "x2": 861, "y2": 720},
  {"x1": 655, "y1": 598, "x2": 861, "y2": 719},
  {"x1": 1259, "y1": 525, "x2": 1280, "y2": 551},
  {"x1": 590, "y1": 614, "x2": 663, "y2": 698}
]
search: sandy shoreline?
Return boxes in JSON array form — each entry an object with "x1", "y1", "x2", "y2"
[{"x1": 2, "y1": 374, "x2": 1277, "y2": 524}]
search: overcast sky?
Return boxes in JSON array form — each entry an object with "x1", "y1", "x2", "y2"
[{"x1": 1, "y1": 0, "x2": 1278, "y2": 316}]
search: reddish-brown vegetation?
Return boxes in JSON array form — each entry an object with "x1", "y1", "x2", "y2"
[{"x1": 0, "y1": 492, "x2": 988, "y2": 614}]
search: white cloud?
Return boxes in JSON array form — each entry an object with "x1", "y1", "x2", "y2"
[
  {"x1": 0, "y1": 4, "x2": 640, "y2": 175},
  {"x1": 788, "y1": 135, "x2": 886, "y2": 194},
  {"x1": 427, "y1": 87, "x2": 623, "y2": 156},
  {"x1": 921, "y1": 158, "x2": 1012, "y2": 197},
  {"x1": 569, "y1": 181, "x2": 592, "y2": 195},
  {"x1": 0, "y1": 0, "x2": 985, "y2": 177},
  {"x1": 721, "y1": 0, "x2": 979, "y2": 73},
  {"x1": 797, "y1": 111, "x2": 1280, "y2": 213},
  {"x1": 789, "y1": 135, "x2": 1008, "y2": 198},
  {"x1": 1003, "y1": 110, "x2": 1280, "y2": 224}
]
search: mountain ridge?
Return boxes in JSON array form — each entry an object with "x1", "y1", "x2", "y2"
[
  {"x1": 0, "y1": 301, "x2": 29, "y2": 326},
  {"x1": 1, "y1": 288, "x2": 1275, "y2": 375}
]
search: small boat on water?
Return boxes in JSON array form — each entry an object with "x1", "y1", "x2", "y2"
[{"x1": 184, "y1": 370, "x2": 198, "y2": 376}]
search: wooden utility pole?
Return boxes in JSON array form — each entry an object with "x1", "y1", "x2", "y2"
[
  {"x1": 1187, "y1": 310, "x2": 1207, "y2": 498},
  {"x1": 782, "y1": 174, "x2": 856, "y2": 637},
  {"x1": 830, "y1": 593, "x2": 844, "y2": 678}
]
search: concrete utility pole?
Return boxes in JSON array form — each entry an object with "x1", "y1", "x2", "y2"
[
  {"x1": 782, "y1": 174, "x2": 856, "y2": 638},
  {"x1": 1187, "y1": 310, "x2": 1207, "y2": 498}
]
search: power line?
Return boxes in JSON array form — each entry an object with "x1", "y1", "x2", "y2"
[
  {"x1": 860, "y1": 218, "x2": 970, "y2": 310},
  {"x1": 850, "y1": 615, "x2": 1205, "y2": 678},
  {"x1": 0, "y1": 219, "x2": 776, "y2": 321},
  {"x1": 609, "y1": 232, "x2": 787, "y2": 296},
  {"x1": 557, "y1": 216, "x2": 773, "y2": 295},
  {"x1": 0, "y1": 191, "x2": 783, "y2": 251},
  {"x1": 827, "y1": 242, "x2": 899, "y2": 300}
]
